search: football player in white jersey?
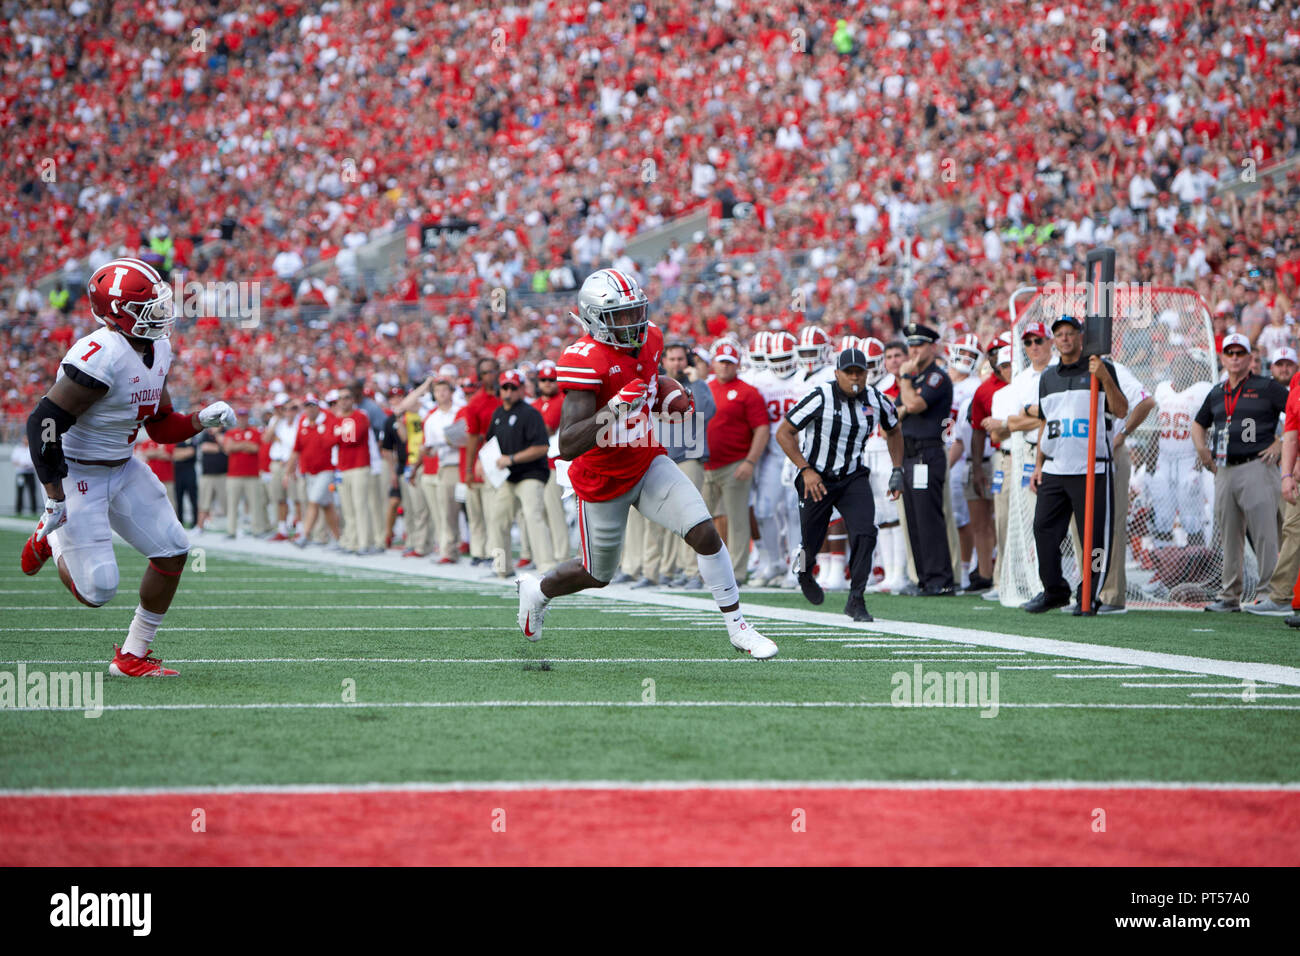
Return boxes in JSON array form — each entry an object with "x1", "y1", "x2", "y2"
[
  {"x1": 21, "y1": 258, "x2": 236, "y2": 677},
  {"x1": 751, "y1": 331, "x2": 807, "y2": 585},
  {"x1": 746, "y1": 332, "x2": 770, "y2": 377},
  {"x1": 1152, "y1": 351, "x2": 1215, "y2": 547},
  {"x1": 945, "y1": 334, "x2": 983, "y2": 587},
  {"x1": 797, "y1": 325, "x2": 836, "y2": 385},
  {"x1": 861, "y1": 337, "x2": 909, "y2": 592}
]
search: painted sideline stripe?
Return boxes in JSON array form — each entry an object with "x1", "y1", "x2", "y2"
[
  {"x1": 5, "y1": 516, "x2": 1296, "y2": 687},
  {"x1": 3, "y1": 779, "x2": 1297, "y2": 798},
  {"x1": 2, "y1": 700, "x2": 1296, "y2": 714},
  {"x1": 0, "y1": 657, "x2": 965, "y2": 665}
]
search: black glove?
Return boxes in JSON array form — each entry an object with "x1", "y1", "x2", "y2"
[{"x1": 888, "y1": 466, "x2": 904, "y2": 494}]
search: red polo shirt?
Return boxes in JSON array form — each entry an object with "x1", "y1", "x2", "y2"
[
  {"x1": 225, "y1": 427, "x2": 262, "y2": 477},
  {"x1": 458, "y1": 389, "x2": 502, "y2": 481},
  {"x1": 968, "y1": 375, "x2": 1008, "y2": 450},
  {"x1": 334, "y1": 409, "x2": 372, "y2": 471},
  {"x1": 532, "y1": 393, "x2": 563, "y2": 470},
  {"x1": 138, "y1": 440, "x2": 174, "y2": 482},
  {"x1": 706, "y1": 376, "x2": 768, "y2": 470},
  {"x1": 293, "y1": 412, "x2": 338, "y2": 475}
]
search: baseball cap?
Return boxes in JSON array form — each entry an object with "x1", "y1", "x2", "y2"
[
  {"x1": 995, "y1": 347, "x2": 1012, "y2": 367},
  {"x1": 1221, "y1": 332, "x2": 1251, "y2": 354},
  {"x1": 713, "y1": 342, "x2": 741, "y2": 364},
  {"x1": 303, "y1": 393, "x2": 321, "y2": 406},
  {"x1": 1271, "y1": 347, "x2": 1298, "y2": 365},
  {"x1": 1051, "y1": 314, "x2": 1083, "y2": 330},
  {"x1": 536, "y1": 360, "x2": 558, "y2": 381},
  {"x1": 1021, "y1": 321, "x2": 1049, "y2": 340},
  {"x1": 235, "y1": 407, "x2": 250, "y2": 416},
  {"x1": 324, "y1": 389, "x2": 340, "y2": 403},
  {"x1": 272, "y1": 393, "x2": 290, "y2": 408},
  {"x1": 460, "y1": 376, "x2": 478, "y2": 392},
  {"x1": 438, "y1": 363, "x2": 458, "y2": 379},
  {"x1": 837, "y1": 347, "x2": 868, "y2": 371},
  {"x1": 498, "y1": 370, "x2": 525, "y2": 388}
]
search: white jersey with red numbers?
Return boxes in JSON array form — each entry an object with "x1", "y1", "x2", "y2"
[
  {"x1": 557, "y1": 322, "x2": 666, "y2": 501},
  {"x1": 864, "y1": 372, "x2": 899, "y2": 454},
  {"x1": 56, "y1": 325, "x2": 174, "y2": 461},
  {"x1": 946, "y1": 374, "x2": 979, "y2": 447},
  {"x1": 1154, "y1": 380, "x2": 1213, "y2": 460},
  {"x1": 755, "y1": 369, "x2": 808, "y2": 453}
]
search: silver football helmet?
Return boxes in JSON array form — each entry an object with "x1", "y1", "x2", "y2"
[{"x1": 569, "y1": 268, "x2": 650, "y2": 350}]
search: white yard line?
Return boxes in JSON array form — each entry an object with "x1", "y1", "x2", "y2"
[
  {"x1": 1122, "y1": 683, "x2": 1273, "y2": 689},
  {"x1": 0, "y1": 656, "x2": 948, "y2": 665},
  {"x1": 5, "y1": 779, "x2": 1298, "y2": 798},
  {"x1": 1, "y1": 700, "x2": 1296, "y2": 714},
  {"x1": 1055, "y1": 673, "x2": 1210, "y2": 680},
  {"x1": 5, "y1": 515, "x2": 1298, "y2": 687}
]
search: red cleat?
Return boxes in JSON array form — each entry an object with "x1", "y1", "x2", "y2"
[
  {"x1": 270, "y1": 532, "x2": 290, "y2": 542},
  {"x1": 515, "y1": 558, "x2": 534, "y2": 570},
  {"x1": 21, "y1": 531, "x2": 52, "y2": 576},
  {"x1": 402, "y1": 549, "x2": 427, "y2": 558},
  {"x1": 437, "y1": 556, "x2": 456, "y2": 565},
  {"x1": 109, "y1": 645, "x2": 179, "y2": 677}
]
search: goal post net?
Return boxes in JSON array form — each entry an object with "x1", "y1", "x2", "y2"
[{"x1": 997, "y1": 284, "x2": 1243, "y2": 610}]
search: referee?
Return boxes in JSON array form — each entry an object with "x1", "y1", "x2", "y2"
[
  {"x1": 777, "y1": 347, "x2": 904, "y2": 622},
  {"x1": 1025, "y1": 315, "x2": 1129, "y2": 615},
  {"x1": 896, "y1": 322, "x2": 955, "y2": 595}
]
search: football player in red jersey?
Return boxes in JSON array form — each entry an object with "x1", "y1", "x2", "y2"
[
  {"x1": 517, "y1": 269, "x2": 778, "y2": 658},
  {"x1": 21, "y1": 258, "x2": 236, "y2": 677}
]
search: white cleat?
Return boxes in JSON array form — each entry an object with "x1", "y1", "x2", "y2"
[
  {"x1": 729, "y1": 622, "x2": 778, "y2": 659},
  {"x1": 516, "y1": 573, "x2": 549, "y2": 642}
]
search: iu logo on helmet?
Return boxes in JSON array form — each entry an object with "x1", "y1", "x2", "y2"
[{"x1": 77, "y1": 481, "x2": 89, "y2": 495}]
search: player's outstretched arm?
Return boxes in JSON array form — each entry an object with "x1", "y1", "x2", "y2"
[{"x1": 556, "y1": 390, "x2": 606, "y2": 460}]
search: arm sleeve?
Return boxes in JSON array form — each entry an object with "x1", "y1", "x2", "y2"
[
  {"x1": 785, "y1": 387, "x2": 825, "y2": 430},
  {"x1": 1193, "y1": 390, "x2": 1215, "y2": 429},
  {"x1": 875, "y1": 388, "x2": 900, "y2": 430},
  {"x1": 61, "y1": 363, "x2": 110, "y2": 391}
]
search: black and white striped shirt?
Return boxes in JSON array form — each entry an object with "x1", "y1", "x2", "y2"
[{"x1": 785, "y1": 381, "x2": 899, "y2": 481}]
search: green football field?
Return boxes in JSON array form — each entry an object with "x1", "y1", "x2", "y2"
[{"x1": 2, "y1": 526, "x2": 1297, "y2": 792}]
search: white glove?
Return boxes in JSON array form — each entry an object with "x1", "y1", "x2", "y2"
[
  {"x1": 198, "y1": 401, "x2": 237, "y2": 429},
  {"x1": 36, "y1": 497, "x2": 67, "y2": 542}
]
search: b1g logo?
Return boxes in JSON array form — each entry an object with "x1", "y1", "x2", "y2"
[{"x1": 1046, "y1": 417, "x2": 1089, "y2": 440}]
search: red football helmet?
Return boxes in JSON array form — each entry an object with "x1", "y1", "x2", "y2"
[
  {"x1": 765, "y1": 330, "x2": 799, "y2": 378},
  {"x1": 796, "y1": 325, "x2": 832, "y2": 373},
  {"x1": 87, "y1": 258, "x2": 174, "y2": 340},
  {"x1": 947, "y1": 333, "x2": 983, "y2": 375},
  {"x1": 862, "y1": 336, "x2": 886, "y2": 384},
  {"x1": 837, "y1": 334, "x2": 863, "y2": 354}
]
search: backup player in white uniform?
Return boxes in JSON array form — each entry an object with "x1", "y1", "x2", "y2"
[
  {"x1": 751, "y1": 331, "x2": 807, "y2": 585},
  {"x1": 21, "y1": 258, "x2": 236, "y2": 677},
  {"x1": 945, "y1": 334, "x2": 982, "y2": 585},
  {"x1": 1152, "y1": 361, "x2": 1215, "y2": 545}
]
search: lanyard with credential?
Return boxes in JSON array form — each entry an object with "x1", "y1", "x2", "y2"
[{"x1": 1219, "y1": 379, "x2": 1246, "y2": 464}]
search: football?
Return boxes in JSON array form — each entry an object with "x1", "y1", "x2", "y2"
[{"x1": 654, "y1": 375, "x2": 692, "y2": 416}]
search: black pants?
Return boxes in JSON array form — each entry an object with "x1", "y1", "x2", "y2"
[
  {"x1": 1033, "y1": 470, "x2": 1114, "y2": 604},
  {"x1": 15, "y1": 472, "x2": 38, "y2": 514},
  {"x1": 796, "y1": 468, "x2": 878, "y2": 596},
  {"x1": 901, "y1": 444, "x2": 953, "y2": 589},
  {"x1": 174, "y1": 470, "x2": 198, "y2": 527}
]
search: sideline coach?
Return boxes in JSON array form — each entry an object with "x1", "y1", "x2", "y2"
[
  {"x1": 777, "y1": 347, "x2": 904, "y2": 622},
  {"x1": 1025, "y1": 315, "x2": 1128, "y2": 615},
  {"x1": 896, "y1": 322, "x2": 955, "y2": 595}
]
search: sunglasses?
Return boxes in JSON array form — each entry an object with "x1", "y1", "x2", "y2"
[
  {"x1": 1223, "y1": 349, "x2": 1249, "y2": 357},
  {"x1": 500, "y1": 384, "x2": 520, "y2": 391},
  {"x1": 1024, "y1": 337, "x2": 1046, "y2": 346}
]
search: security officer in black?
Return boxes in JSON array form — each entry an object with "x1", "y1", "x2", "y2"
[{"x1": 896, "y1": 322, "x2": 955, "y2": 595}]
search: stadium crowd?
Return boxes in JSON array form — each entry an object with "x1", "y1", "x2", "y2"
[{"x1": 5, "y1": 1, "x2": 1300, "y2": 613}]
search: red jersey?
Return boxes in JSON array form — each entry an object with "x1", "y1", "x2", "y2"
[
  {"x1": 458, "y1": 389, "x2": 502, "y2": 481},
  {"x1": 293, "y1": 411, "x2": 338, "y2": 475},
  {"x1": 138, "y1": 440, "x2": 174, "y2": 482},
  {"x1": 968, "y1": 375, "x2": 1008, "y2": 450},
  {"x1": 532, "y1": 393, "x2": 563, "y2": 470},
  {"x1": 334, "y1": 409, "x2": 372, "y2": 471},
  {"x1": 557, "y1": 323, "x2": 666, "y2": 501},
  {"x1": 705, "y1": 375, "x2": 768, "y2": 469},
  {"x1": 1284, "y1": 374, "x2": 1300, "y2": 435},
  {"x1": 225, "y1": 427, "x2": 262, "y2": 477}
]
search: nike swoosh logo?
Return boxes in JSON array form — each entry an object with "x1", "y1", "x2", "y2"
[{"x1": 523, "y1": 619, "x2": 533, "y2": 637}]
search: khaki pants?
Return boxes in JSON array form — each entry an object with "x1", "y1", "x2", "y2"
[
  {"x1": 1214, "y1": 457, "x2": 1281, "y2": 605},
  {"x1": 1098, "y1": 443, "x2": 1132, "y2": 606},
  {"x1": 372, "y1": 461, "x2": 390, "y2": 544},
  {"x1": 543, "y1": 470, "x2": 569, "y2": 563},
  {"x1": 1267, "y1": 494, "x2": 1300, "y2": 605},
  {"x1": 490, "y1": 478, "x2": 554, "y2": 573},
  {"x1": 673, "y1": 458, "x2": 706, "y2": 576},
  {"x1": 994, "y1": 452, "x2": 1012, "y2": 574},
  {"x1": 226, "y1": 475, "x2": 266, "y2": 535},
  {"x1": 268, "y1": 461, "x2": 290, "y2": 507},
  {"x1": 430, "y1": 466, "x2": 461, "y2": 558},
  {"x1": 339, "y1": 466, "x2": 374, "y2": 551},
  {"x1": 944, "y1": 458, "x2": 961, "y2": 582},
  {"x1": 161, "y1": 480, "x2": 176, "y2": 513},
  {"x1": 199, "y1": 474, "x2": 226, "y2": 515},
  {"x1": 703, "y1": 459, "x2": 755, "y2": 581},
  {"x1": 400, "y1": 475, "x2": 432, "y2": 554},
  {"x1": 465, "y1": 480, "x2": 493, "y2": 559},
  {"x1": 621, "y1": 506, "x2": 646, "y2": 577}
]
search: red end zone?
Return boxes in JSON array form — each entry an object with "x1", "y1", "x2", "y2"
[{"x1": 1, "y1": 786, "x2": 1295, "y2": 866}]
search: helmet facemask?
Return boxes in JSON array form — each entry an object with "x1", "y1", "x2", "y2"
[
  {"x1": 602, "y1": 302, "x2": 649, "y2": 349},
  {"x1": 105, "y1": 280, "x2": 175, "y2": 341}
]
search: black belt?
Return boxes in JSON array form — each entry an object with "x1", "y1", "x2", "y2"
[
  {"x1": 903, "y1": 438, "x2": 944, "y2": 454},
  {"x1": 1225, "y1": 453, "x2": 1261, "y2": 466},
  {"x1": 67, "y1": 456, "x2": 130, "y2": 467}
]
